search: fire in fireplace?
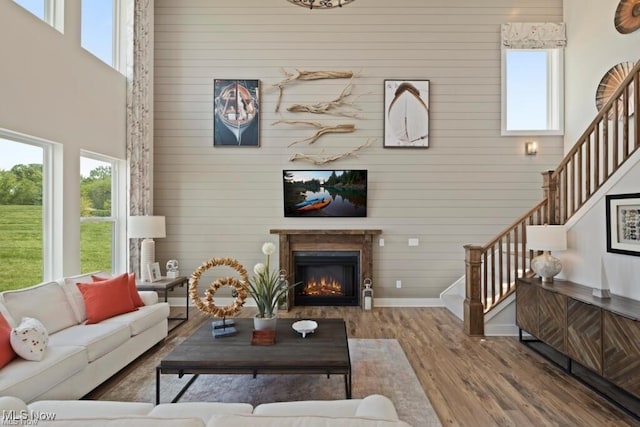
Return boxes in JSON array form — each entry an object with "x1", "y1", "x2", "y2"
[
  {"x1": 293, "y1": 251, "x2": 359, "y2": 306},
  {"x1": 302, "y1": 276, "x2": 343, "y2": 296}
]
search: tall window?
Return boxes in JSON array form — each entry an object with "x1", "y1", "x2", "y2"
[
  {"x1": 502, "y1": 49, "x2": 563, "y2": 135},
  {"x1": 13, "y1": 0, "x2": 45, "y2": 19},
  {"x1": 81, "y1": 0, "x2": 115, "y2": 66},
  {"x1": 80, "y1": 154, "x2": 116, "y2": 273},
  {"x1": 501, "y1": 23, "x2": 566, "y2": 136},
  {"x1": 13, "y1": 0, "x2": 63, "y2": 32},
  {"x1": 0, "y1": 137, "x2": 46, "y2": 290}
]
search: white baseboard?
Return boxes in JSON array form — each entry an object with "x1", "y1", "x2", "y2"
[{"x1": 374, "y1": 298, "x2": 444, "y2": 307}]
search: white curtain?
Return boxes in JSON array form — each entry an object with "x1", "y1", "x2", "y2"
[
  {"x1": 125, "y1": 0, "x2": 154, "y2": 275},
  {"x1": 501, "y1": 23, "x2": 567, "y2": 49}
]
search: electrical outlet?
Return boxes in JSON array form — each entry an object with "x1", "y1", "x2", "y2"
[
  {"x1": 379, "y1": 238, "x2": 385, "y2": 247},
  {"x1": 396, "y1": 280, "x2": 402, "y2": 289},
  {"x1": 408, "y1": 238, "x2": 419, "y2": 246}
]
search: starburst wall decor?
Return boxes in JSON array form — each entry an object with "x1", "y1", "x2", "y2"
[{"x1": 286, "y1": 0, "x2": 355, "y2": 10}]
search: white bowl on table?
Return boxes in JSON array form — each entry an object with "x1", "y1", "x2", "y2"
[{"x1": 292, "y1": 320, "x2": 318, "y2": 338}]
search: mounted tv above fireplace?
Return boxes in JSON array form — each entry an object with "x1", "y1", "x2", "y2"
[{"x1": 283, "y1": 170, "x2": 367, "y2": 217}]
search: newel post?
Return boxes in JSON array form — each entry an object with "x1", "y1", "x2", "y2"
[
  {"x1": 464, "y1": 244, "x2": 484, "y2": 336},
  {"x1": 541, "y1": 170, "x2": 558, "y2": 225}
]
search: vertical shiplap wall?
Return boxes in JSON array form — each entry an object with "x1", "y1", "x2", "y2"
[{"x1": 154, "y1": 0, "x2": 563, "y2": 299}]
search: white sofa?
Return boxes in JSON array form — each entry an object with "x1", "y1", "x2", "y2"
[
  {"x1": 0, "y1": 394, "x2": 412, "y2": 426},
  {"x1": 0, "y1": 272, "x2": 170, "y2": 402}
]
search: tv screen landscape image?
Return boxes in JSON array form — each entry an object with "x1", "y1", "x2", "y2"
[{"x1": 283, "y1": 170, "x2": 367, "y2": 218}]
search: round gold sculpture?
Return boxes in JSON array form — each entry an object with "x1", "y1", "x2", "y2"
[{"x1": 189, "y1": 257, "x2": 249, "y2": 318}]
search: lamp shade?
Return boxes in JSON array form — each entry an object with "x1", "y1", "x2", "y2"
[
  {"x1": 526, "y1": 225, "x2": 566, "y2": 251},
  {"x1": 128, "y1": 216, "x2": 166, "y2": 239}
]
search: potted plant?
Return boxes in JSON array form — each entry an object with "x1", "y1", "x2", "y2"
[{"x1": 247, "y1": 242, "x2": 296, "y2": 330}]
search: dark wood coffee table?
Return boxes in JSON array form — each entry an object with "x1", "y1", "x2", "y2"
[{"x1": 156, "y1": 318, "x2": 351, "y2": 403}]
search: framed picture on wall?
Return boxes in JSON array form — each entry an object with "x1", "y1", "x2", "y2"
[
  {"x1": 213, "y1": 79, "x2": 260, "y2": 146},
  {"x1": 383, "y1": 79, "x2": 429, "y2": 148},
  {"x1": 606, "y1": 193, "x2": 640, "y2": 257}
]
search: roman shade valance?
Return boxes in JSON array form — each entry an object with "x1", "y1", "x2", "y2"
[{"x1": 501, "y1": 23, "x2": 566, "y2": 49}]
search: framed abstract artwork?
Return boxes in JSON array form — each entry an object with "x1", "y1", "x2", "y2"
[
  {"x1": 383, "y1": 79, "x2": 429, "y2": 148},
  {"x1": 213, "y1": 79, "x2": 260, "y2": 146},
  {"x1": 606, "y1": 193, "x2": 640, "y2": 256}
]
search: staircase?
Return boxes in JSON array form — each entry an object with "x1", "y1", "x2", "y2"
[{"x1": 457, "y1": 60, "x2": 640, "y2": 336}]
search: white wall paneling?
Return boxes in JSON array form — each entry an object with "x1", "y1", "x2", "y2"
[{"x1": 153, "y1": 0, "x2": 564, "y2": 299}]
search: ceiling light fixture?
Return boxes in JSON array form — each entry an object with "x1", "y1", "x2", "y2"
[{"x1": 287, "y1": 0, "x2": 356, "y2": 10}]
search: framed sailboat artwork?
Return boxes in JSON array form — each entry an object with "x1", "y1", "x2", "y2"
[
  {"x1": 213, "y1": 79, "x2": 260, "y2": 146},
  {"x1": 383, "y1": 80, "x2": 429, "y2": 148}
]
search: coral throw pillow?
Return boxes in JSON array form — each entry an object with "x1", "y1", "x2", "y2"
[
  {"x1": 0, "y1": 313, "x2": 17, "y2": 368},
  {"x1": 92, "y1": 273, "x2": 145, "y2": 307},
  {"x1": 10, "y1": 317, "x2": 48, "y2": 361},
  {"x1": 78, "y1": 273, "x2": 137, "y2": 324}
]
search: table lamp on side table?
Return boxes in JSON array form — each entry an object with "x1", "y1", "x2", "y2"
[
  {"x1": 526, "y1": 224, "x2": 567, "y2": 284},
  {"x1": 128, "y1": 216, "x2": 166, "y2": 282}
]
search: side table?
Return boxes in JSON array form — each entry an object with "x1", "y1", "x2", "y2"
[{"x1": 137, "y1": 276, "x2": 189, "y2": 330}]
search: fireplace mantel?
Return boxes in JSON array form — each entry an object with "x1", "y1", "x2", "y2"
[
  {"x1": 270, "y1": 229, "x2": 382, "y2": 309},
  {"x1": 270, "y1": 229, "x2": 382, "y2": 236}
]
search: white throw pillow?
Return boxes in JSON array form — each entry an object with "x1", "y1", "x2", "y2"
[{"x1": 10, "y1": 317, "x2": 49, "y2": 361}]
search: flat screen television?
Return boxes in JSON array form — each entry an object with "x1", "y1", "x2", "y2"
[{"x1": 283, "y1": 170, "x2": 367, "y2": 218}]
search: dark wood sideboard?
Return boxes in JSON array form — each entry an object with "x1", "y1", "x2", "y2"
[{"x1": 516, "y1": 277, "x2": 640, "y2": 418}]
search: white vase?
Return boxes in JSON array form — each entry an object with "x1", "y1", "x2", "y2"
[{"x1": 253, "y1": 315, "x2": 277, "y2": 331}]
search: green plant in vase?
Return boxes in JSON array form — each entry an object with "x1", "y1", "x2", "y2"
[{"x1": 247, "y1": 242, "x2": 299, "y2": 330}]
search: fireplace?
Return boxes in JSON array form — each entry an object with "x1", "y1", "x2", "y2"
[
  {"x1": 293, "y1": 251, "x2": 359, "y2": 306},
  {"x1": 270, "y1": 229, "x2": 382, "y2": 309}
]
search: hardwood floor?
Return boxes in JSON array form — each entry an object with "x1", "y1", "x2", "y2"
[{"x1": 90, "y1": 306, "x2": 640, "y2": 426}]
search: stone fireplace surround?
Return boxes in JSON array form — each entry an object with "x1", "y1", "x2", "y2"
[{"x1": 270, "y1": 229, "x2": 382, "y2": 309}]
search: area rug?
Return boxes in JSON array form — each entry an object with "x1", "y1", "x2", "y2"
[{"x1": 98, "y1": 339, "x2": 441, "y2": 427}]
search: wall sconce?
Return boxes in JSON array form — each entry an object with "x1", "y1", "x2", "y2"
[{"x1": 525, "y1": 141, "x2": 538, "y2": 155}]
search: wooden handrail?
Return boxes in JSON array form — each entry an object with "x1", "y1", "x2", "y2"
[
  {"x1": 551, "y1": 61, "x2": 640, "y2": 224},
  {"x1": 482, "y1": 200, "x2": 549, "y2": 251},
  {"x1": 463, "y1": 60, "x2": 640, "y2": 336}
]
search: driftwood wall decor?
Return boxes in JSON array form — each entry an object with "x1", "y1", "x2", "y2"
[
  {"x1": 271, "y1": 68, "x2": 371, "y2": 164},
  {"x1": 289, "y1": 139, "x2": 374, "y2": 165},
  {"x1": 286, "y1": 82, "x2": 360, "y2": 118},
  {"x1": 272, "y1": 69, "x2": 355, "y2": 112},
  {"x1": 273, "y1": 120, "x2": 356, "y2": 146}
]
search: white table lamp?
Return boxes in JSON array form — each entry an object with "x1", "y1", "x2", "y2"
[
  {"x1": 129, "y1": 216, "x2": 166, "y2": 282},
  {"x1": 526, "y1": 225, "x2": 567, "y2": 284}
]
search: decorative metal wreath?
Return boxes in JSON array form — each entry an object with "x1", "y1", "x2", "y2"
[{"x1": 189, "y1": 257, "x2": 249, "y2": 318}]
